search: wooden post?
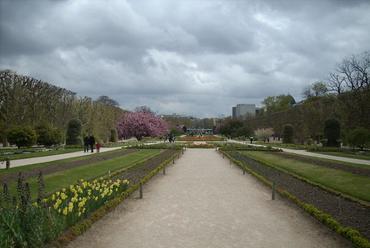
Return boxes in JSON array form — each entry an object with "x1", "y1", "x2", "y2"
[
  {"x1": 173, "y1": 159, "x2": 175, "y2": 164},
  {"x1": 243, "y1": 169, "x2": 246, "y2": 175},
  {"x1": 139, "y1": 183, "x2": 143, "y2": 199},
  {"x1": 163, "y1": 166, "x2": 166, "y2": 175},
  {"x1": 272, "y1": 182, "x2": 276, "y2": 200}
]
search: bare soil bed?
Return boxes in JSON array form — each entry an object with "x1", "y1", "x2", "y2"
[
  {"x1": 0, "y1": 149, "x2": 138, "y2": 184},
  {"x1": 274, "y1": 152, "x2": 370, "y2": 177},
  {"x1": 228, "y1": 151, "x2": 370, "y2": 240},
  {"x1": 113, "y1": 149, "x2": 178, "y2": 184}
]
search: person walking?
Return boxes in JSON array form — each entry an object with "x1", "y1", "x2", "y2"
[
  {"x1": 83, "y1": 136, "x2": 89, "y2": 153},
  {"x1": 96, "y1": 142, "x2": 101, "y2": 152},
  {"x1": 89, "y1": 135, "x2": 95, "y2": 153}
]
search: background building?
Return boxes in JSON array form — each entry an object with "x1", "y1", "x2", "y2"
[{"x1": 232, "y1": 104, "x2": 256, "y2": 119}]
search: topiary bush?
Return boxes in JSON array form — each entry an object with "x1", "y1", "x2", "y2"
[
  {"x1": 7, "y1": 126, "x2": 37, "y2": 149},
  {"x1": 282, "y1": 124, "x2": 294, "y2": 144},
  {"x1": 324, "y1": 118, "x2": 341, "y2": 147},
  {"x1": 66, "y1": 119, "x2": 82, "y2": 145}
]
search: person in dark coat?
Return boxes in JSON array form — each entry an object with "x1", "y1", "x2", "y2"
[
  {"x1": 89, "y1": 135, "x2": 95, "y2": 153},
  {"x1": 83, "y1": 136, "x2": 89, "y2": 153}
]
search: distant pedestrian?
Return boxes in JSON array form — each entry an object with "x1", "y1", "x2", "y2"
[
  {"x1": 96, "y1": 142, "x2": 101, "y2": 152},
  {"x1": 89, "y1": 135, "x2": 95, "y2": 153},
  {"x1": 83, "y1": 136, "x2": 89, "y2": 153}
]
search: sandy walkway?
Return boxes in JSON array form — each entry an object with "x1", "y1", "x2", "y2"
[{"x1": 68, "y1": 149, "x2": 350, "y2": 248}]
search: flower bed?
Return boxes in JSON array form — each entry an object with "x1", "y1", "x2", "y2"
[
  {"x1": 177, "y1": 135, "x2": 225, "y2": 141},
  {"x1": 0, "y1": 176, "x2": 129, "y2": 247}
]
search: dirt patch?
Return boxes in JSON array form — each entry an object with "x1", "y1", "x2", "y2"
[
  {"x1": 0, "y1": 149, "x2": 138, "y2": 184},
  {"x1": 228, "y1": 151, "x2": 370, "y2": 240},
  {"x1": 274, "y1": 152, "x2": 370, "y2": 177},
  {"x1": 113, "y1": 149, "x2": 178, "y2": 185}
]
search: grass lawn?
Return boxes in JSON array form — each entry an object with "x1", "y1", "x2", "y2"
[
  {"x1": 314, "y1": 151, "x2": 370, "y2": 161},
  {"x1": 9, "y1": 149, "x2": 161, "y2": 198},
  {"x1": 0, "y1": 148, "x2": 82, "y2": 160},
  {"x1": 241, "y1": 151, "x2": 370, "y2": 203},
  {"x1": 0, "y1": 149, "x2": 124, "y2": 176}
]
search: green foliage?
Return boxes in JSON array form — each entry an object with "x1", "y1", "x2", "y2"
[
  {"x1": 170, "y1": 128, "x2": 183, "y2": 137},
  {"x1": 262, "y1": 94, "x2": 296, "y2": 113},
  {"x1": 324, "y1": 118, "x2": 341, "y2": 147},
  {"x1": 109, "y1": 129, "x2": 118, "y2": 142},
  {"x1": 7, "y1": 126, "x2": 37, "y2": 148},
  {"x1": 66, "y1": 119, "x2": 82, "y2": 145},
  {"x1": 219, "y1": 119, "x2": 252, "y2": 138},
  {"x1": 347, "y1": 128, "x2": 370, "y2": 150},
  {"x1": 35, "y1": 124, "x2": 62, "y2": 147},
  {"x1": 282, "y1": 124, "x2": 294, "y2": 143}
]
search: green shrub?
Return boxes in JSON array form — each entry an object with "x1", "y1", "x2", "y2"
[
  {"x1": 66, "y1": 119, "x2": 82, "y2": 145},
  {"x1": 324, "y1": 118, "x2": 341, "y2": 147},
  {"x1": 282, "y1": 124, "x2": 294, "y2": 144},
  {"x1": 347, "y1": 128, "x2": 370, "y2": 150},
  {"x1": 7, "y1": 126, "x2": 37, "y2": 148},
  {"x1": 35, "y1": 124, "x2": 62, "y2": 147}
]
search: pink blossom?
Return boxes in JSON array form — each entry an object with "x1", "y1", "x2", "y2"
[{"x1": 117, "y1": 111, "x2": 168, "y2": 140}]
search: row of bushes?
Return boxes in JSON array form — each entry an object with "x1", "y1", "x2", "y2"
[
  {"x1": 219, "y1": 143, "x2": 282, "y2": 152},
  {"x1": 282, "y1": 122, "x2": 370, "y2": 150},
  {"x1": 220, "y1": 150, "x2": 370, "y2": 248},
  {"x1": 5, "y1": 125, "x2": 63, "y2": 149},
  {"x1": 177, "y1": 135, "x2": 225, "y2": 142}
]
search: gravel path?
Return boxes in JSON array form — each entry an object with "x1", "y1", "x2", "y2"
[
  {"x1": 68, "y1": 149, "x2": 349, "y2": 248},
  {"x1": 229, "y1": 140, "x2": 370, "y2": 165}
]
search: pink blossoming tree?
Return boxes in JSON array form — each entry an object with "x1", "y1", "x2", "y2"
[{"x1": 117, "y1": 111, "x2": 168, "y2": 140}]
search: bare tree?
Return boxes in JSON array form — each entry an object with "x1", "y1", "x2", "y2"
[{"x1": 328, "y1": 51, "x2": 369, "y2": 94}]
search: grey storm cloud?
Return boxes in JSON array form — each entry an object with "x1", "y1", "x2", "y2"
[{"x1": 1, "y1": 0, "x2": 370, "y2": 117}]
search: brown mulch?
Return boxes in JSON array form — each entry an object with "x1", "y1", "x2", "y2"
[
  {"x1": 0, "y1": 149, "x2": 138, "y2": 184},
  {"x1": 228, "y1": 151, "x2": 370, "y2": 240},
  {"x1": 274, "y1": 152, "x2": 370, "y2": 177}
]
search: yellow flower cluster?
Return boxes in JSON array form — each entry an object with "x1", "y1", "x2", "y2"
[{"x1": 47, "y1": 178, "x2": 129, "y2": 219}]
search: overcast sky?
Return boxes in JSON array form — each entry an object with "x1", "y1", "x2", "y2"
[{"x1": 1, "y1": 0, "x2": 369, "y2": 117}]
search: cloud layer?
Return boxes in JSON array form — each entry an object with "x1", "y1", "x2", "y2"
[{"x1": 1, "y1": 0, "x2": 369, "y2": 117}]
